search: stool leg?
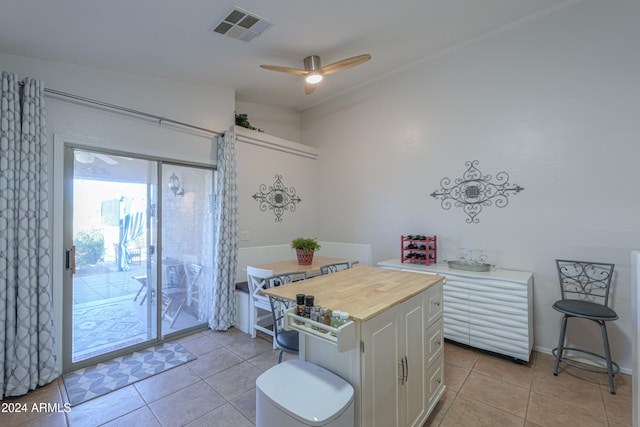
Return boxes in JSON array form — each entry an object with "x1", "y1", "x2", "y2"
[
  {"x1": 554, "y1": 315, "x2": 568, "y2": 375},
  {"x1": 599, "y1": 321, "x2": 616, "y2": 394}
]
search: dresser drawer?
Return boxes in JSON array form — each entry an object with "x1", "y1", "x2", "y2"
[
  {"x1": 426, "y1": 352, "x2": 445, "y2": 410},
  {"x1": 425, "y1": 320, "x2": 444, "y2": 367},
  {"x1": 425, "y1": 281, "x2": 443, "y2": 327}
]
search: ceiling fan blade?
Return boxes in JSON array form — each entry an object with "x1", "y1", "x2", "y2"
[
  {"x1": 321, "y1": 54, "x2": 371, "y2": 75},
  {"x1": 304, "y1": 82, "x2": 317, "y2": 95},
  {"x1": 260, "y1": 64, "x2": 309, "y2": 75},
  {"x1": 95, "y1": 153, "x2": 118, "y2": 165}
]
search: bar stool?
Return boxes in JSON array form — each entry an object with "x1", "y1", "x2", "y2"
[{"x1": 552, "y1": 259, "x2": 619, "y2": 394}]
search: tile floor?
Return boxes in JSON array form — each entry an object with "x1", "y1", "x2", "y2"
[{"x1": 0, "y1": 328, "x2": 633, "y2": 427}]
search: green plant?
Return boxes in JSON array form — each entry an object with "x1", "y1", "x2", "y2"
[
  {"x1": 291, "y1": 237, "x2": 321, "y2": 251},
  {"x1": 235, "y1": 113, "x2": 263, "y2": 132},
  {"x1": 74, "y1": 228, "x2": 105, "y2": 266}
]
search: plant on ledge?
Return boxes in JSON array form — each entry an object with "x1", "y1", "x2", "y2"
[
  {"x1": 291, "y1": 237, "x2": 321, "y2": 265},
  {"x1": 235, "y1": 113, "x2": 263, "y2": 132}
]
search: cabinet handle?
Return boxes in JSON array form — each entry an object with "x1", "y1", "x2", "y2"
[
  {"x1": 434, "y1": 301, "x2": 441, "y2": 307},
  {"x1": 399, "y1": 358, "x2": 405, "y2": 385},
  {"x1": 436, "y1": 377, "x2": 441, "y2": 384},
  {"x1": 435, "y1": 339, "x2": 441, "y2": 346},
  {"x1": 404, "y1": 356, "x2": 409, "y2": 382}
]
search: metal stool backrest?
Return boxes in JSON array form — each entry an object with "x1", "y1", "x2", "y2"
[
  {"x1": 320, "y1": 261, "x2": 351, "y2": 275},
  {"x1": 268, "y1": 294, "x2": 296, "y2": 340},
  {"x1": 556, "y1": 259, "x2": 615, "y2": 306},
  {"x1": 267, "y1": 271, "x2": 307, "y2": 288}
]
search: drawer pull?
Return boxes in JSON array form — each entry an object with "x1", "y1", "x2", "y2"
[
  {"x1": 435, "y1": 339, "x2": 441, "y2": 345},
  {"x1": 404, "y1": 356, "x2": 409, "y2": 382},
  {"x1": 434, "y1": 301, "x2": 441, "y2": 307},
  {"x1": 399, "y1": 358, "x2": 405, "y2": 385}
]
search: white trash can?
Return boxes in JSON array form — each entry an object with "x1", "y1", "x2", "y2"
[{"x1": 256, "y1": 359, "x2": 354, "y2": 427}]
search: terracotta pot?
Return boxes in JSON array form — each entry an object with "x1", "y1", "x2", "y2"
[{"x1": 296, "y1": 248, "x2": 314, "y2": 265}]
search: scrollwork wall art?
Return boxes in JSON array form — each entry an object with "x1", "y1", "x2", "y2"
[
  {"x1": 430, "y1": 160, "x2": 524, "y2": 223},
  {"x1": 253, "y1": 174, "x2": 302, "y2": 222}
]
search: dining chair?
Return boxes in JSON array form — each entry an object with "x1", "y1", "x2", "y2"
[
  {"x1": 247, "y1": 266, "x2": 276, "y2": 347},
  {"x1": 320, "y1": 261, "x2": 351, "y2": 275},
  {"x1": 268, "y1": 294, "x2": 300, "y2": 363},
  {"x1": 267, "y1": 271, "x2": 308, "y2": 287},
  {"x1": 132, "y1": 275, "x2": 152, "y2": 305},
  {"x1": 164, "y1": 263, "x2": 202, "y2": 328},
  {"x1": 552, "y1": 259, "x2": 619, "y2": 394}
]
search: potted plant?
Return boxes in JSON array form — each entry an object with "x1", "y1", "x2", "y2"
[{"x1": 291, "y1": 237, "x2": 321, "y2": 265}]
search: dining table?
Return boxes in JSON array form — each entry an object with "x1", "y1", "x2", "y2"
[{"x1": 255, "y1": 255, "x2": 358, "y2": 277}]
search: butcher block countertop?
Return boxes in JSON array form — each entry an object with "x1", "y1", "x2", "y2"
[{"x1": 261, "y1": 266, "x2": 444, "y2": 321}]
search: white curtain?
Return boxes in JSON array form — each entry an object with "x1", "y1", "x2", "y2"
[
  {"x1": 206, "y1": 128, "x2": 238, "y2": 330},
  {"x1": 0, "y1": 72, "x2": 59, "y2": 398}
]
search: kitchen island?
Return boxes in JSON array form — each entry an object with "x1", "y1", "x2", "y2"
[{"x1": 262, "y1": 266, "x2": 445, "y2": 427}]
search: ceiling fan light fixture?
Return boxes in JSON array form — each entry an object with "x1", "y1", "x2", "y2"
[
  {"x1": 75, "y1": 151, "x2": 95, "y2": 164},
  {"x1": 305, "y1": 74, "x2": 323, "y2": 84},
  {"x1": 261, "y1": 53, "x2": 371, "y2": 95}
]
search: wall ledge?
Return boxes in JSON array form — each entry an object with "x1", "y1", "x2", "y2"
[{"x1": 235, "y1": 126, "x2": 319, "y2": 160}]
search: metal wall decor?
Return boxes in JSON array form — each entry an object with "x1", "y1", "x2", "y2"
[
  {"x1": 253, "y1": 174, "x2": 302, "y2": 222},
  {"x1": 430, "y1": 160, "x2": 524, "y2": 223}
]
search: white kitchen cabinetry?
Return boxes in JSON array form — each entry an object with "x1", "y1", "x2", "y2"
[
  {"x1": 378, "y1": 259, "x2": 533, "y2": 362},
  {"x1": 266, "y1": 267, "x2": 444, "y2": 427},
  {"x1": 360, "y1": 283, "x2": 444, "y2": 427},
  {"x1": 361, "y1": 293, "x2": 427, "y2": 427}
]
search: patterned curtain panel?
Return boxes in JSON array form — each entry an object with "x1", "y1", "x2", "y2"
[
  {"x1": 206, "y1": 128, "x2": 239, "y2": 330},
  {"x1": 0, "y1": 72, "x2": 59, "y2": 398}
]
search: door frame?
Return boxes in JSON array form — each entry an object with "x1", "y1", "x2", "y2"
[{"x1": 55, "y1": 136, "x2": 214, "y2": 372}]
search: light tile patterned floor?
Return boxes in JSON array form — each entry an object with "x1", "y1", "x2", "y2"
[{"x1": 0, "y1": 328, "x2": 633, "y2": 426}]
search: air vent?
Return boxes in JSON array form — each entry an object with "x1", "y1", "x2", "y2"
[{"x1": 212, "y1": 7, "x2": 273, "y2": 42}]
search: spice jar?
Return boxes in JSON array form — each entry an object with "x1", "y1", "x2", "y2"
[
  {"x1": 304, "y1": 295, "x2": 314, "y2": 318},
  {"x1": 339, "y1": 311, "x2": 350, "y2": 326},
  {"x1": 330, "y1": 310, "x2": 341, "y2": 336},
  {"x1": 319, "y1": 308, "x2": 330, "y2": 328},
  {"x1": 310, "y1": 306, "x2": 321, "y2": 330},
  {"x1": 296, "y1": 294, "x2": 305, "y2": 318}
]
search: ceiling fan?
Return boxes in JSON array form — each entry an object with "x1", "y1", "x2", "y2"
[
  {"x1": 75, "y1": 150, "x2": 118, "y2": 165},
  {"x1": 260, "y1": 54, "x2": 371, "y2": 95}
]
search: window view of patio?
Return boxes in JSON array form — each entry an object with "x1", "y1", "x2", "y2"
[
  {"x1": 159, "y1": 164, "x2": 215, "y2": 334},
  {"x1": 69, "y1": 149, "x2": 214, "y2": 366}
]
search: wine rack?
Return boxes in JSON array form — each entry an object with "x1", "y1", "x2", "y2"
[{"x1": 401, "y1": 235, "x2": 437, "y2": 266}]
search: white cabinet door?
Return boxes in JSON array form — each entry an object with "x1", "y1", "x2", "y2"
[
  {"x1": 399, "y1": 295, "x2": 426, "y2": 427},
  {"x1": 361, "y1": 307, "x2": 400, "y2": 427},
  {"x1": 362, "y1": 292, "x2": 427, "y2": 427}
]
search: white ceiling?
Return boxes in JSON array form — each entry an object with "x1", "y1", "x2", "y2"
[{"x1": 0, "y1": 0, "x2": 574, "y2": 111}]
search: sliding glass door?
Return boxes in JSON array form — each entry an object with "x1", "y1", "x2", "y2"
[
  {"x1": 160, "y1": 164, "x2": 215, "y2": 332},
  {"x1": 63, "y1": 146, "x2": 214, "y2": 371}
]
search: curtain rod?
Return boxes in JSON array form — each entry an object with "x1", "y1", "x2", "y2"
[{"x1": 19, "y1": 82, "x2": 221, "y2": 136}]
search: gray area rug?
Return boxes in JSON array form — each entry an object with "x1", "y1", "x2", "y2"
[
  {"x1": 63, "y1": 341, "x2": 196, "y2": 406},
  {"x1": 73, "y1": 296, "x2": 147, "y2": 357}
]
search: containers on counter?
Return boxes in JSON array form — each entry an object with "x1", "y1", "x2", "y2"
[{"x1": 292, "y1": 294, "x2": 350, "y2": 332}]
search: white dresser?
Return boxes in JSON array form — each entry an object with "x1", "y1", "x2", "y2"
[{"x1": 378, "y1": 259, "x2": 534, "y2": 362}]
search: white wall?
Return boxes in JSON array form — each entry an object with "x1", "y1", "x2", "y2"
[
  {"x1": 235, "y1": 101, "x2": 302, "y2": 142},
  {"x1": 1, "y1": 53, "x2": 235, "y2": 371},
  {"x1": 236, "y1": 128, "x2": 319, "y2": 248},
  {"x1": 301, "y1": 0, "x2": 640, "y2": 372}
]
